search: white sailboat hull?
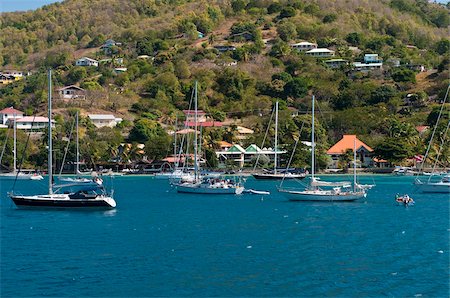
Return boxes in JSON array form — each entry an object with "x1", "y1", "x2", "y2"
[
  {"x1": 176, "y1": 183, "x2": 244, "y2": 194},
  {"x1": 9, "y1": 193, "x2": 116, "y2": 208},
  {"x1": 279, "y1": 188, "x2": 366, "y2": 201},
  {"x1": 414, "y1": 181, "x2": 450, "y2": 193},
  {"x1": 0, "y1": 172, "x2": 43, "y2": 180}
]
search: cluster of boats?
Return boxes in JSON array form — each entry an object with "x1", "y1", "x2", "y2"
[{"x1": 1, "y1": 75, "x2": 448, "y2": 209}]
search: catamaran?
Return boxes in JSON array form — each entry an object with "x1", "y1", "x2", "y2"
[
  {"x1": 8, "y1": 70, "x2": 116, "y2": 208},
  {"x1": 278, "y1": 95, "x2": 367, "y2": 201},
  {"x1": 253, "y1": 101, "x2": 306, "y2": 180},
  {"x1": 174, "y1": 81, "x2": 244, "y2": 195}
]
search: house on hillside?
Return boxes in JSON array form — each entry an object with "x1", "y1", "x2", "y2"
[
  {"x1": 236, "y1": 126, "x2": 254, "y2": 141},
  {"x1": 75, "y1": 57, "x2": 99, "y2": 67},
  {"x1": 229, "y1": 31, "x2": 253, "y2": 42},
  {"x1": 327, "y1": 135, "x2": 374, "y2": 168},
  {"x1": 324, "y1": 59, "x2": 348, "y2": 69},
  {"x1": 16, "y1": 116, "x2": 55, "y2": 130},
  {"x1": 353, "y1": 54, "x2": 383, "y2": 71},
  {"x1": 183, "y1": 110, "x2": 223, "y2": 128},
  {"x1": 305, "y1": 48, "x2": 335, "y2": 57},
  {"x1": 0, "y1": 74, "x2": 17, "y2": 85},
  {"x1": 215, "y1": 144, "x2": 286, "y2": 168},
  {"x1": 0, "y1": 107, "x2": 24, "y2": 127},
  {"x1": 88, "y1": 114, "x2": 123, "y2": 128},
  {"x1": 56, "y1": 85, "x2": 86, "y2": 100},
  {"x1": 290, "y1": 41, "x2": 317, "y2": 52},
  {"x1": 100, "y1": 39, "x2": 122, "y2": 54},
  {"x1": 214, "y1": 45, "x2": 237, "y2": 53}
]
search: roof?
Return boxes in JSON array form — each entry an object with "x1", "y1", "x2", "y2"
[
  {"x1": 17, "y1": 116, "x2": 53, "y2": 123},
  {"x1": 77, "y1": 57, "x2": 98, "y2": 62},
  {"x1": 88, "y1": 114, "x2": 116, "y2": 120},
  {"x1": 184, "y1": 121, "x2": 223, "y2": 127},
  {"x1": 56, "y1": 85, "x2": 85, "y2": 91},
  {"x1": 218, "y1": 141, "x2": 232, "y2": 147},
  {"x1": 327, "y1": 135, "x2": 373, "y2": 155},
  {"x1": 291, "y1": 41, "x2": 317, "y2": 46},
  {"x1": 245, "y1": 144, "x2": 262, "y2": 153},
  {"x1": 225, "y1": 144, "x2": 245, "y2": 153},
  {"x1": 415, "y1": 125, "x2": 429, "y2": 133},
  {"x1": 237, "y1": 126, "x2": 254, "y2": 134},
  {"x1": 183, "y1": 110, "x2": 206, "y2": 115},
  {"x1": 325, "y1": 59, "x2": 348, "y2": 63},
  {"x1": 307, "y1": 48, "x2": 334, "y2": 53},
  {"x1": 364, "y1": 53, "x2": 379, "y2": 57},
  {"x1": 353, "y1": 62, "x2": 383, "y2": 67},
  {"x1": 0, "y1": 107, "x2": 24, "y2": 114},
  {"x1": 176, "y1": 128, "x2": 199, "y2": 134}
]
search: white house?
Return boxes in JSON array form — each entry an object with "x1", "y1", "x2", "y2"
[
  {"x1": 353, "y1": 54, "x2": 383, "y2": 71},
  {"x1": 56, "y1": 85, "x2": 86, "y2": 100},
  {"x1": 0, "y1": 107, "x2": 24, "y2": 127},
  {"x1": 305, "y1": 48, "x2": 335, "y2": 57},
  {"x1": 290, "y1": 41, "x2": 318, "y2": 51},
  {"x1": 16, "y1": 116, "x2": 55, "y2": 130},
  {"x1": 88, "y1": 114, "x2": 123, "y2": 128},
  {"x1": 75, "y1": 57, "x2": 99, "y2": 67}
]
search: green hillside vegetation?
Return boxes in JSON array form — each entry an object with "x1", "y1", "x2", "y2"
[{"x1": 0, "y1": 0, "x2": 448, "y2": 171}]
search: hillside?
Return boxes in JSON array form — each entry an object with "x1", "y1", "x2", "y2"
[{"x1": 0, "y1": 0, "x2": 449, "y2": 170}]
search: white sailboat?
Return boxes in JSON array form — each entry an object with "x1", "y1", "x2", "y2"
[
  {"x1": 252, "y1": 101, "x2": 306, "y2": 180},
  {"x1": 414, "y1": 85, "x2": 450, "y2": 194},
  {"x1": 278, "y1": 95, "x2": 366, "y2": 201},
  {"x1": 175, "y1": 81, "x2": 244, "y2": 195},
  {"x1": 0, "y1": 113, "x2": 43, "y2": 180},
  {"x1": 8, "y1": 70, "x2": 116, "y2": 208}
]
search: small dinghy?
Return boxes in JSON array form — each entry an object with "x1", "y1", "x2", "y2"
[
  {"x1": 247, "y1": 189, "x2": 270, "y2": 195},
  {"x1": 395, "y1": 194, "x2": 415, "y2": 206}
]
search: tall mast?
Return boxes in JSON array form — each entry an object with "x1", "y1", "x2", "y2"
[
  {"x1": 274, "y1": 101, "x2": 278, "y2": 174},
  {"x1": 174, "y1": 114, "x2": 178, "y2": 167},
  {"x1": 48, "y1": 69, "x2": 53, "y2": 195},
  {"x1": 13, "y1": 112, "x2": 16, "y2": 174},
  {"x1": 76, "y1": 111, "x2": 79, "y2": 175},
  {"x1": 353, "y1": 136, "x2": 357, "y2": 192},
  {"x1": 311, "y1": 95, "x2": 315, "y2": 179},
  {"x1": 194, "y1": 81, "x2": 198, "y2": 180}
]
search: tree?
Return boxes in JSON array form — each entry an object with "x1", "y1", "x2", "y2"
[
  {"x1": 129, "y1": 118, "x2": 165, "y2": 143},
  {"x1": 145, "y1": 133, "x2": 171, "y2": 161},
  {"x1": 374, "y1": 137, "x2": 411, "y2": 163},
  {"x1": 391, "y1": 68, "x2": 416, "y2": 83},
  {"x1": 277, "y1": 21, "x2": 297, "y2": 42},
  {"x1": 345, "y1": 32, "x2": 363, "y2": 46},
  {"x1": 370, "y1": 85, "x2": 398, "y2": 104},
  {"x1": 268, "y1": 3, "x2": 282, "y2": 14},
  {"x1": 231, "y1": 0, "x2": 247, "y2": 13},
  {"x1": 284, "y1": 77, "x2": 309, "y2": 99},
  {"x1": 174, "y1": 60, "x2": 191, "y2": 79},
  {"x1": 435, "y1": 39, "x2": 450, "y2": 55},
  {"x1": 279, "y1": 7, "x2": 296, "y2": 19},
  {"x1": 323, "y1": 14, "x2": 337, "y2": 23},
  {"x1": 66, "y1": 67, "x2": 87, "y2": 85}
]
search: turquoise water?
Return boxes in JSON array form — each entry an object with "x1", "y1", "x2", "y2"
[{"x1": 1, "y1": 175, "x2": 449, "y2": 297}]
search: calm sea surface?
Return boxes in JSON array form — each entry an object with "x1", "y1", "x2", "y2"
[{"x1": 1, "y1": 175, "x2": 449, "y2": 297}]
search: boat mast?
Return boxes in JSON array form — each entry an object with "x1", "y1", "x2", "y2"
[
  {"x1": 353, "y1": 136, "x2": 357, "y2": 192},
  {"x1": 274, "y1": 101, "x2": 278, "y2": 174},
  {"x1": 311, "y1": 95, "x2": 315, "y2": 180},
  {"x1": 13, "y1": 112, "x2": 16, "y2": 174},
  {"x1": 194, "y1": 81, "x2": 198, "y2": 181},
  {"x1": 174, "y1": 114, "x2": 177, "y2": 168},
  {"x1": 48, "y1": 69, "x2": 53, "y2": 195},
  {"x1": 76, "y1": 111, "x2": 79, "y2": 176}
]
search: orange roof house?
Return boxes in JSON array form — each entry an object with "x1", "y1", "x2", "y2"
[{"x1": 327, "y1": 135, "x2": 373, "y2": 155}]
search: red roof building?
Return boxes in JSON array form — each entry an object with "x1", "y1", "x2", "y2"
[
  {"x1": 327, "y1": 135, "x2": 374, "y2": 168},
  {"x1": 0, "y1": 107, "x2": 24, "y2": 127}
]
